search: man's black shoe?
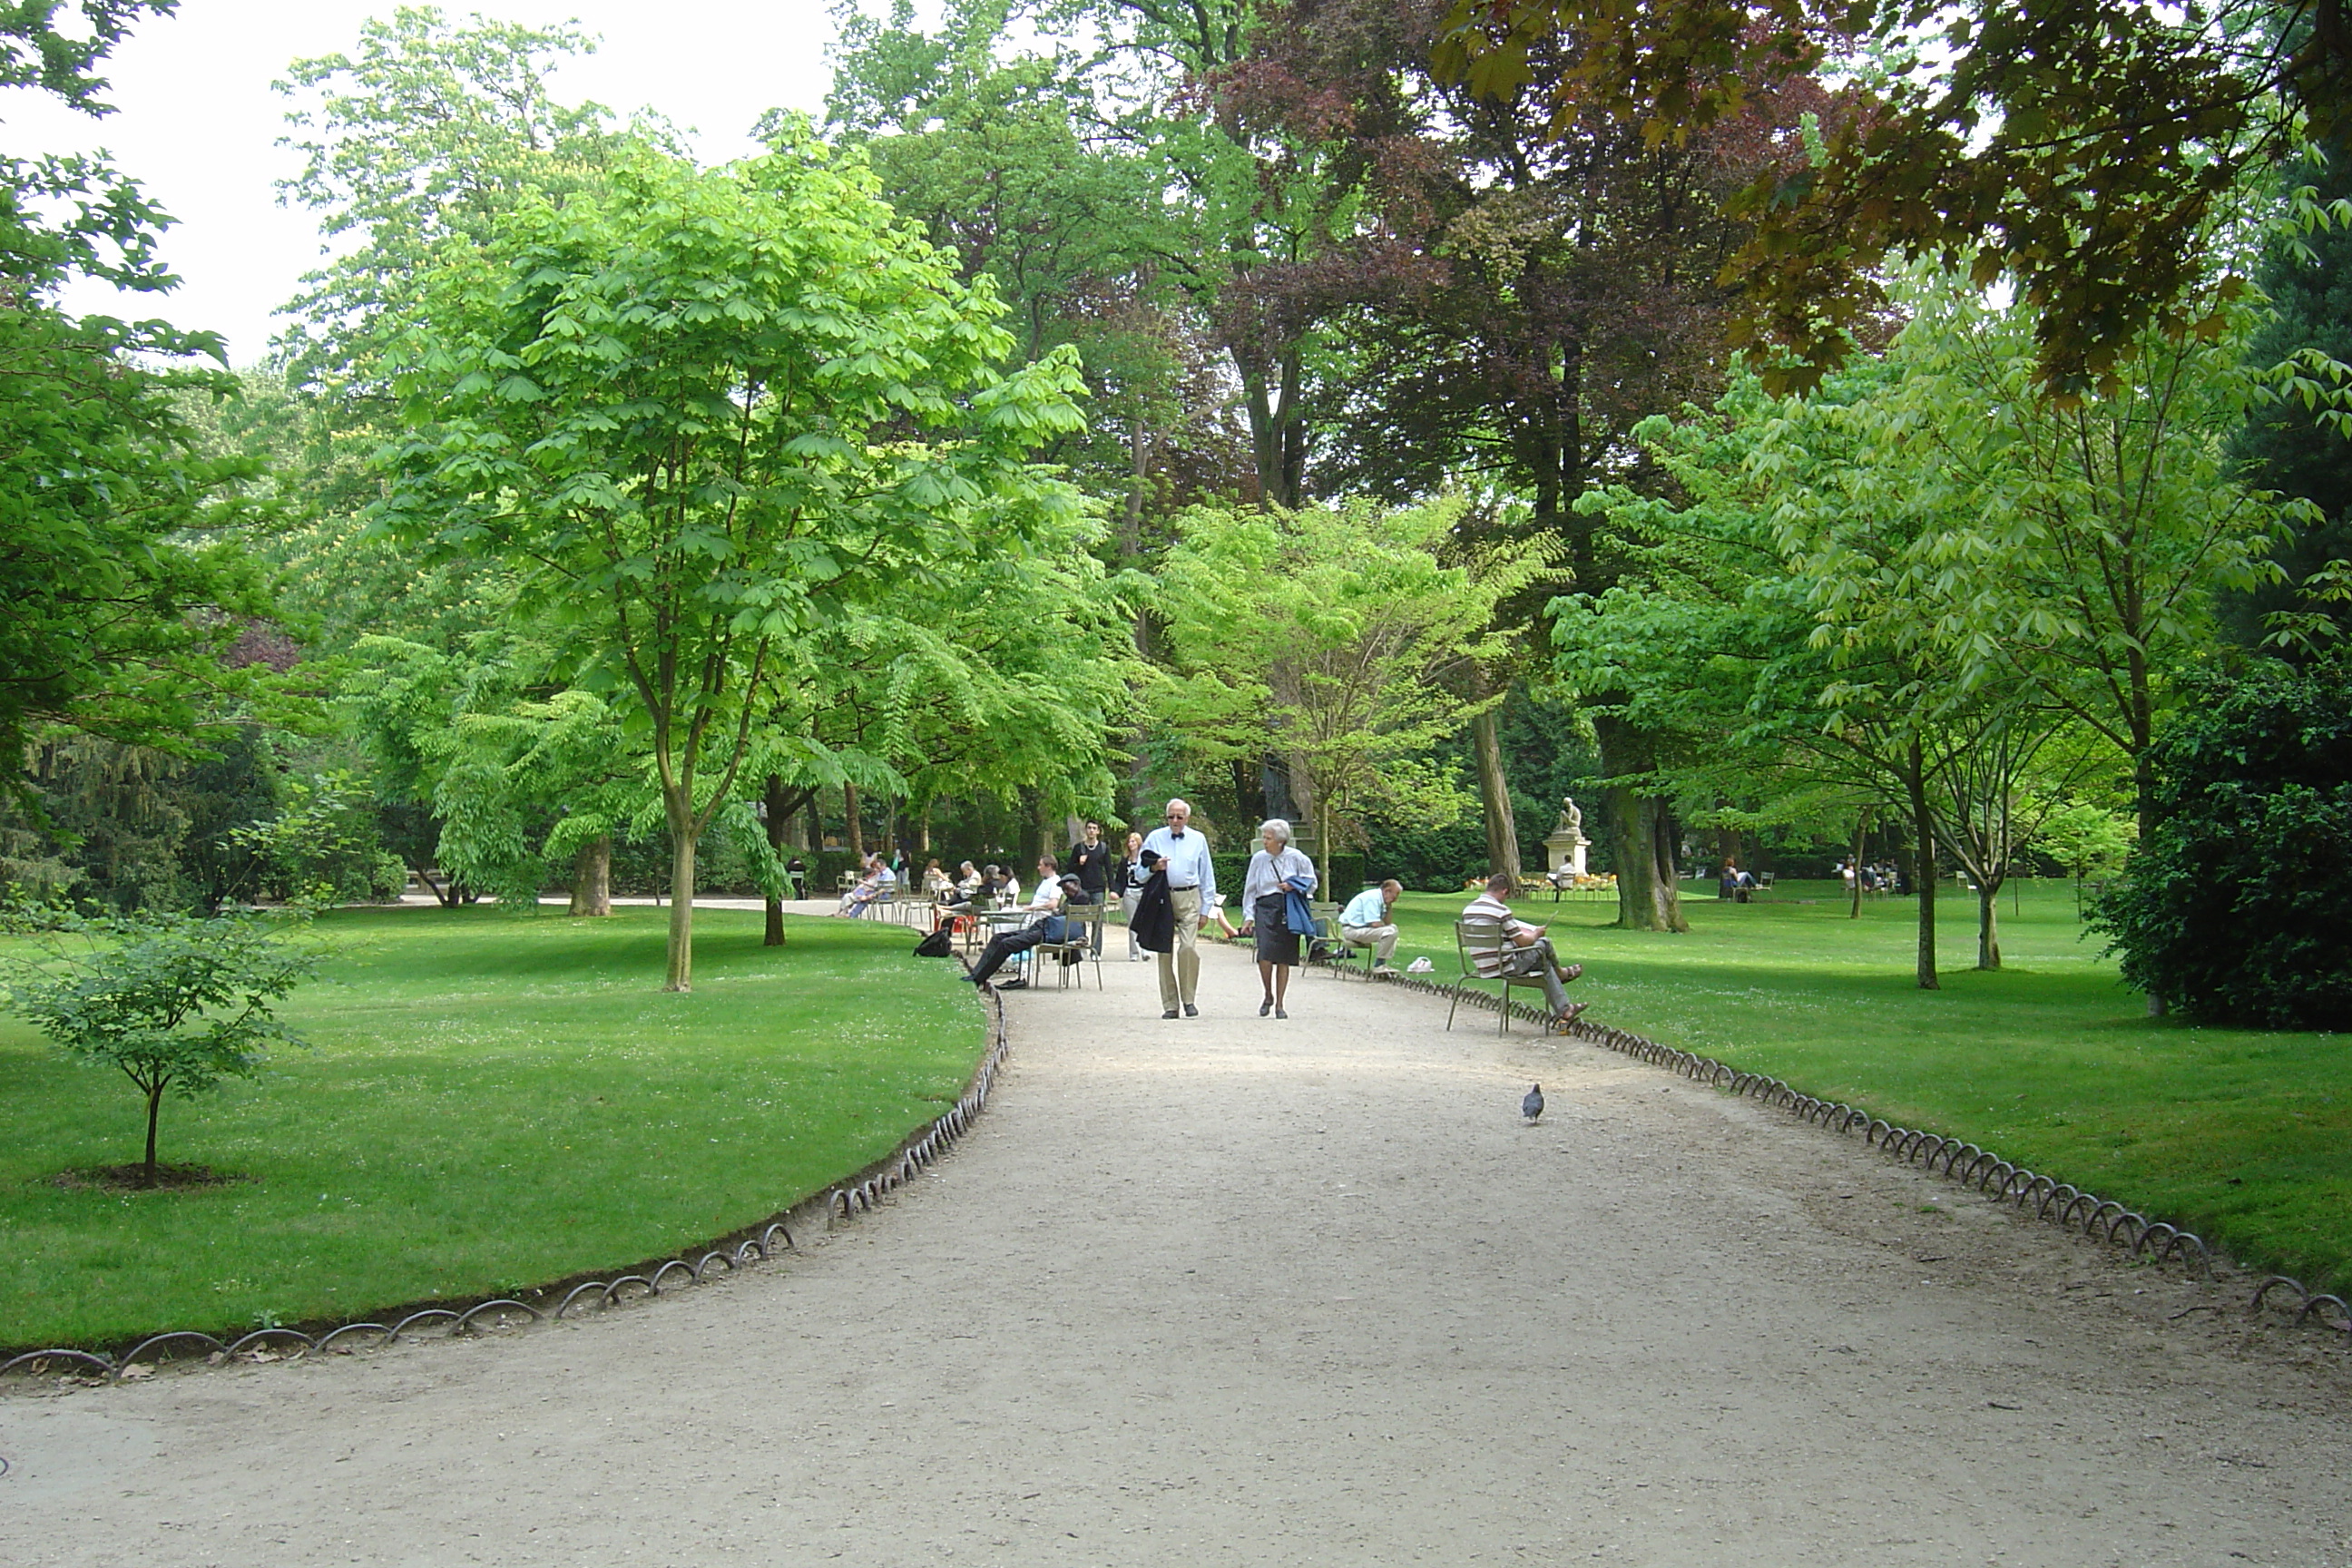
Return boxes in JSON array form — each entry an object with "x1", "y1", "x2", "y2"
[
  {"x1": 1162, "y1": 1008, "x2": 1180, "y2": 1020},
  {"x1": 1182, "y1": 1004, "x2": 1199, "y2": 1018},
  {"x1": 997, "y1": 976, "x2": 1026, "y2": 990}
]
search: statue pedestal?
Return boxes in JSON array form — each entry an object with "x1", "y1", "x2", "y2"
[{"x1": 1544, "y1": 831, "x2": 1589, "y2": 879}]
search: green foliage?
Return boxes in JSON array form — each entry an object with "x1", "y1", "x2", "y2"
[
  {"x1": 3, "y1": 907, "x2": 317, "y2": 1186},
  {"x1": 227, "y1": 771, "x2": 406, "y2": 906},
  {"x1": 1152, "y1": 497, "x2": 1543, "y2": 850},
  {"x1": 2093, "y1": 656, "x2": 2352, "y2": 1029},
  {"x1": 377, "y1": 130, "x2": 1092, "y2": 986},
  {"x1": 2230, "y1": 147, "x2": 2352, "y2": 650},
  {"x1": 1435, "y1": 0, "x2": 2352, "y2": 397}
]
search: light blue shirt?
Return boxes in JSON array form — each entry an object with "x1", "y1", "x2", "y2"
[
  {"x1": 1142, "y1": 823, "x2": 1218, "y2": 902},
  {"x1": 1340, "y1": 887, "x2": 1392, "y2": 927}
]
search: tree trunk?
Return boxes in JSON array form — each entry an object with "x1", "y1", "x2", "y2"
[
  {"x1": 1472, "y1": 706, "x2": 1521, "y2": 881},
  {"x1": 568, "y1": 835, "x2": 612, "y2": 917},
  {"x1": 1603, "y1": 783, "x2": 1688, "y2": 932},
  {"x1": 142, "y1": 1080, "x2": 163, "y2": 1188},
  {"x1": 664, "y1": 799, "x2": 698, "y2": 993},
  {"x1": 1907, "y1": 741, "x2": 1939, "y2": 991},
  {"x1": 763, "y1": 774, "x2": 789, "y2": 948},
  {"x1": 843, "y1": 782, "x2": 864, "y2": 857},
  {"x1": 1977, "y1": 880, "x2": 2001, "y2": 971}
]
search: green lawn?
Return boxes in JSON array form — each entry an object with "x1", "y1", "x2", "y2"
[
  {"x1": 0, "y1": 906, "x2": 982, "y2": 1354},
  {"x1": 1367, "y1": 877, "x2": 2352, "y2": 1294}
]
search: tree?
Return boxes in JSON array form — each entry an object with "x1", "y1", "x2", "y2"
[
  {"x1": 2230, "y1": 143, "x2": 2352, "y2": 650},
  {"x1": 1822, "y1": 270, "x2": 2298, "y2": 845},
  {"x1": 377, "y1": 132, "x2": 1089, "y2": 989},
  {"x1": 1434, "y1": 0, "x2": 2352, "y2": 396},
  {"x1": 0, "y1": 4, "x2": 276, "y2": 786},
  {"x1": 2092, "y1": 653, "x2": 2352, "y2": 1028},
  {"x1": 1154, "y1": 498, "x2": 1543, "y2": 856},
  {"x1": 4, "y1": 908, "x2": 316, "y2": 1189}
]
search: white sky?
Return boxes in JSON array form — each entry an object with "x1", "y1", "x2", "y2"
[{"x1": 5, "y1": 1, "x2": 846, "y2": 367}]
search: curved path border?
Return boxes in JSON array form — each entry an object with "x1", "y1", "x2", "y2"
[
  {"x1": 1343, "y1": 959, "x2": 2352, "y2": 1343},
  {"x1": 2, "y1": 986, "x2": 1014, "y2": 1386}
]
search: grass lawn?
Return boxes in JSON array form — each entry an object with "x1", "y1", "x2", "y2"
[
  {"x1": 1359, "y1": 877, "x2": 2352, "y2": 1295},
  {"x1": 0, "y1": 906, "x2": 982, "y2": 1354}
]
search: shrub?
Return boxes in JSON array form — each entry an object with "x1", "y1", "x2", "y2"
[{"x1": 2093, "y1": 657, "x2": 2352, "y2": 1028}]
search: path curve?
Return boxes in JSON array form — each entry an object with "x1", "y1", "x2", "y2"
[{"x1": 5, "y1": 938, "x2": 2350, "y2": 1565}]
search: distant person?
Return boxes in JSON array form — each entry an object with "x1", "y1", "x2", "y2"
[
  {"x1": 1240, "y1": 818, "x2": 1317, "y2": 1019},
  {"x1": 1462, "y1": 871, "x2": 1585, "y2": 1031},
  {"x1": 1067, "y1": 820, "x2": 1113, "y2": 955},
  {"x1": 1119, "y1": 829, "x2": 1151, "y2": 961},
  {"x1": 834, "y1": 857, "x2": 885, "y2": 917},
  {"x1": 1340, "y1": 879, "x2": 1405, "y2": 976},
  {"x1": 921, "y1": 858, "x2": 953, "y2": 898},
  {"x1": 1142, "y1": 798, "x2": 1218, "y2": 1019},
  {"x1": 786, "y1": 855, "x2": 807, "y2": 901}
]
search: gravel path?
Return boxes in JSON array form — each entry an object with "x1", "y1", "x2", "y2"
[{"x1": 5, "y1": 937, "x2": 2350, "y2": 1566}]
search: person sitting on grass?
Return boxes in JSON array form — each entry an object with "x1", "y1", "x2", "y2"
[
  {"x1": 1462, "y1": 871, "x2": 1586, "y2": 1032},
  {"x1": 966, "y1": 872, "x2": 1081, "y2": 990},
  {"x1": 1339, "y1": 878, "x2": 1406, "y2": 976}
]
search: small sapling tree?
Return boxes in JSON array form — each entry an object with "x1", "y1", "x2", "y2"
[{"x1": 4, "y1": 909, "x2": 318, "y2": 1188}]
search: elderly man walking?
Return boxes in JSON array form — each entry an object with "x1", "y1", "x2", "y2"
[
  {"x1": 1142, "y1": 798, "x2": 1218, "y2": 1019},
  {"x1": 1339, "y1": 878, "x2": 1405, "y2": 976}
]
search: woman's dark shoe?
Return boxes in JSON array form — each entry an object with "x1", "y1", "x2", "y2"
[
  {"x1": 1259, "y1": 997, "x2": 1274, "y2": 1016},
  {"x1": 1274, "y1": 1006, "x2": 1288, "y2": 1019}
]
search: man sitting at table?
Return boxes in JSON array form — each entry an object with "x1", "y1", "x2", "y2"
[
  {"x1": 1338, "y1": 878, "x2": 1406, "y2": 976},
  {"x1": 1462, "y1": 871, "x2": 1586, "y2": 1030},
  {"x1": 966, "y1": 870, "x2": 1080, "y2": 989}
]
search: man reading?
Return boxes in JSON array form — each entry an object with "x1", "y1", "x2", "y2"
[{"x1": 1462, "y1": 871, "x2": 1585, "y2": 1030}]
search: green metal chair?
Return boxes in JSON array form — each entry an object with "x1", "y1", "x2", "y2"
[{"x1": 1446, "y1": 916, "x2": 1552, "y2": 1034}]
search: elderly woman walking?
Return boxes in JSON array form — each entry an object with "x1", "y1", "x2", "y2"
[{"x1": 1242, "y1": 818, "x2": 1317, "y2": 1018}]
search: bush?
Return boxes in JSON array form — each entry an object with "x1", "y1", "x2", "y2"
[
  {"x1": 1364, "y1": 815, "x2": 1491, "y2": 893},
  {"x1": 2093, "y1": 657, "x2": 2352, "y2": 1028}
]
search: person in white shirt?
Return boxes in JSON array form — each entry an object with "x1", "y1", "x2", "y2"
[
  {"x1": 1119, "y1": 829, "x2": 1151, "y2": 961},
  {"x1": 1240, "y1": 818, "x2": 1317, "y2": 1018},
  {"x1": 1339, "y1": 879, "x2": 1405, "y2": 975},
  {"x1": 1462, "y1": 871, "x2": 1585, "y2": 1029},
  {"x1": 1141, "y1": 798, "x2": 1219, "y2": 1019}
]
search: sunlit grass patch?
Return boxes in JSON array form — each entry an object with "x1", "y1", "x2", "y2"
[{"x1": 0, "y1": 906, "x2": 981, "y2": 1352}]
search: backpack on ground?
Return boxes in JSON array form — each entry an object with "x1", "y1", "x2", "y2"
[{"x1": 913, "y1": 926, "x2": 953, "y2": 958}]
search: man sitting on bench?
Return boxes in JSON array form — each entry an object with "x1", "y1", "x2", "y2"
[
  {"x1": 1338, "y1": 878, "x2": 1405, "y2": 976},
  {"x1": 965, "y1": 871, "x2": 1081, "y2": 990},
  {"x1": 1462, "y1": 871, "x2": 1586, "y2": 1031}
]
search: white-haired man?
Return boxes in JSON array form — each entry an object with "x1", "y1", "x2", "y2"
[
  {"x1": 1142, "y1": 798, "x2": 1218, "y2": 1018},
  {"x1": 1339, "y1": 878, "x2": 1405, "y2": 976}
]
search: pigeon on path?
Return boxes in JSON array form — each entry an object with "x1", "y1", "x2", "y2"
[{"x1": 1522, "y1": 1083, "x2": 1544, "y2": 1123}]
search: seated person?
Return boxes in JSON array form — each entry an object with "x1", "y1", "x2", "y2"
[
  {"x1": 1462, "y1": 871, "x2": 1585, "y2": 1030},
  {"x1": 834, "y1": 857, "x2": 886, "y2": 916},
  {"x1": 1338, "y1": 878, "x2": 1406, "y2": 976},
  {"x1": 967, "y1": 873, "x2": 1083, "y2": 988},
  {"x1": 921, "y1": 858, "x2": 953, "y2": 899}
]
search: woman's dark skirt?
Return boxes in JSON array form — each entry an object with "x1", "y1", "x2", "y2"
[{"x1": 1253, "y1": 892, "x2": 1300, "y2": 965}]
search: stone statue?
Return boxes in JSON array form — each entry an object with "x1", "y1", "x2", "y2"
[{"x1": 1544, "y1": 797, "x2": 1590, "y2": 878}]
